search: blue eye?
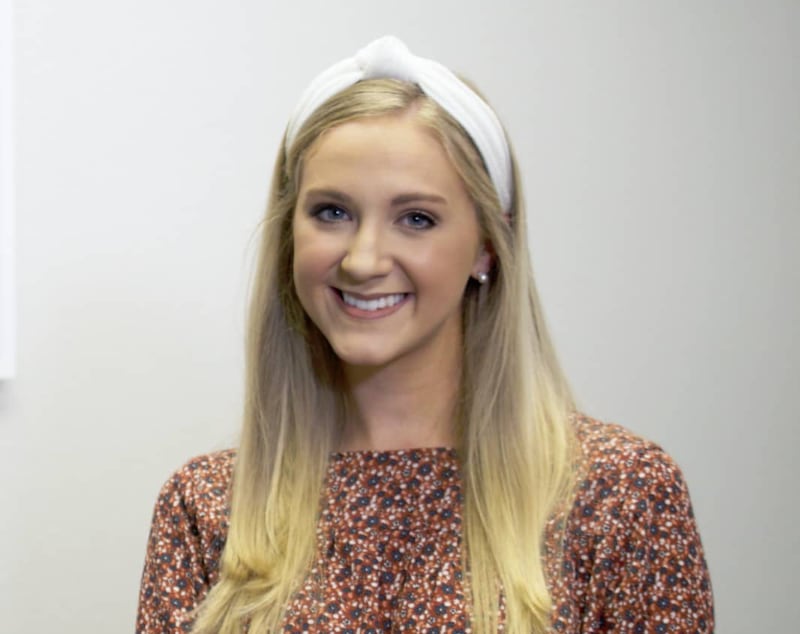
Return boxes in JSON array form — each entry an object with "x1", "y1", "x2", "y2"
[
  {"x1": 313, "y1": 204, "x2": 350, "y2": 223},
  {"x1": 401, "y1": 212, "x2": 436, "y2": 230}
]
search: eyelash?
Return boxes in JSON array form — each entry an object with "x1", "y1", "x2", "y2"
[
  {"x1": 399, "y1": 211, "x2": 436, "y2": 230},
  {"x1": 310, "y1": 205, "x2": 437, "y2": 231},
  {"x1": 311, "y1": 204, "x2": 350, "y2": 223}
]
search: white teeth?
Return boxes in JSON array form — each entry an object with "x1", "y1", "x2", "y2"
[{"x1": 341, "y1": 292, "x2": 406, "y2": 312}]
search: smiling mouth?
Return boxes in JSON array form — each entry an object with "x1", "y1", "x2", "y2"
[{"x1": 339, "y1": 291, "x2": 408, "y2": 312}]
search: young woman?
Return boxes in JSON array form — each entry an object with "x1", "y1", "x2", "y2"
[{"x1": 136, "y1": 36, "x2": 714, "y2": 633}]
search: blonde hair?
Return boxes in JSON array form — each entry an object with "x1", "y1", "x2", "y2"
[{"x1": 192, "y1": 79, "x2": 576, "y2": 633}]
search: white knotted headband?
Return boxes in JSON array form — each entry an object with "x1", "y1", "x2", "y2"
[{"x1": 285, "y1": 35, "x2": 513, "y2": 212}]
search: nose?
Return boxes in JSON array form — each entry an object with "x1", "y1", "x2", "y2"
[{"x1": 340, "y1": 222, "x2": 393, "y2": 281}]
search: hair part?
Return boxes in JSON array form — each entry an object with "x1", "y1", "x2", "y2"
[{"x1": 191, "y1": 79, "x2": 576, "y2": 634}]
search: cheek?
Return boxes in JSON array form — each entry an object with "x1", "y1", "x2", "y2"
[
  {"x1": 292, "y1": 245, "x2": 317, "y2": 304},
  {"x1": 410, "y1": 236, "x2": 479, "y2": 287},
  {"x1": 292, "y1": 231, "x2": 337, "y2": 303}
]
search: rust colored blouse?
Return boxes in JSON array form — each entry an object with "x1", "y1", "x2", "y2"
[{"x1": 136, "y1": 416, "x2": 714, "y2": 632}]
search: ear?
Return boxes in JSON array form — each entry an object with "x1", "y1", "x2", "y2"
[{"x1": 471, "y1": 240, "x2": 495, "y2": 281}]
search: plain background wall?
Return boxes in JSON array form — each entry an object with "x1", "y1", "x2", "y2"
[{"x1": 2, "y1": 1, "x2": 798, "y2": 631}]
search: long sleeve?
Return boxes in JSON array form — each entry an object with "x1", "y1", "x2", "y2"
[
  {"x1": 603, "y1": 447, "x2": 714, "y2": 632},
  {"x1": 550, "y1": 418, "x2": 714, "y2": 633},
  {"x1": 135, "y1": 452, "x2": 234, "y2": 634}
]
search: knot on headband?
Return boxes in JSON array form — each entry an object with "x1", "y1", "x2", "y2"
[
  {"x1": 356, "y1": 36, "x2": 417, "y2": 83},
  {"x1": 284, "y1": 36, "x2": 513, "y2": 212}
]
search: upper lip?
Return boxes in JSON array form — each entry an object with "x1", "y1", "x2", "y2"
[{"x1": 334, "y1": 288, "x2": 408, "y2": 299}]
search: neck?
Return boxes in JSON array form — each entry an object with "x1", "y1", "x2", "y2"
[{"x1": 339, "y1": 338, "x2": 462, "y2": 452}]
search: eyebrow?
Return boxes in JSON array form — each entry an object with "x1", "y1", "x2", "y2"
[
  {"x1": 391, "y1": 192, "x2": 447, "y2": 205},
  {"x1": 303, "y1": 188, "x2": 447, "y2": 206}
]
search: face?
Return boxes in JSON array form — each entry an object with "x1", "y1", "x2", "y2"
[{"x1": 292, "y1": 114, "x2": 491, "y2": 372}]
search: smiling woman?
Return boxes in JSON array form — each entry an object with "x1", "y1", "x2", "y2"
[
  {"x1": 293, "y1": 114, "x2": 488, "y2": 384},
  {"x1": 135, "y1": 36, "x2": 714, "y2": 633}
]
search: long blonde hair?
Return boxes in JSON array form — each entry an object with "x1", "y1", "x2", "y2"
[{"x1": 192, "y1": 79, "x2": 576, "y2": 633}]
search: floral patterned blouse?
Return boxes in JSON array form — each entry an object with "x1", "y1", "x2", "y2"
[{"x1": 136, "y1": 416, "x2": 714, "y2": 632}]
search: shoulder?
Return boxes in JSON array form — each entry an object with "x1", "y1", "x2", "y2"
[
  {"x1": 573, "y1": 412, "x2": 669, "y2": 466},
  {"x1": 551, "y1": 414, "x2": 714, "y2": 631},
  {"x1": 571, "y1": 413, "x2": 688, "y2": 506},
  {"x1": 565, "y1": 413, "x2": 705, "y2": 548},
  {"x1": 137, "y1": 450, "x2": 237, "y2": 632},
  {"x1": 144, "y1": 450, "x2": 237, "y2": 584},
  {"x1": 153, "y1": 449, "x2": 237, "y2": 527},
  {"x1": 566, "y1": 414, "x2": 710, "y2": 583},
  {"x1": 164, "y1": 449, "x2": 237, "y2": 491}
]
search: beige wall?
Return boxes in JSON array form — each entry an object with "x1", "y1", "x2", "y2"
[{"x1": 2, "y1": 1, "x2": 798, "y2": 631}]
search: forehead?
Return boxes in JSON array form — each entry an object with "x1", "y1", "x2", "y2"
[{"x1": 299, "y1": 114, "x2": 466, "y2": 198}]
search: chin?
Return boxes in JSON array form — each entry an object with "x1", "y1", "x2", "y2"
[
  {"x1": 329, "y1": 341, "x2": 396, "y2": 370},
  {"x1": 335, "y1": 351, "x2": 392, "y2": 370}
]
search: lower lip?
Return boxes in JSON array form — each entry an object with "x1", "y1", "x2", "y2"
[{"x1": 332, "y1": 289, "x2": 410, "y2": 320}]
